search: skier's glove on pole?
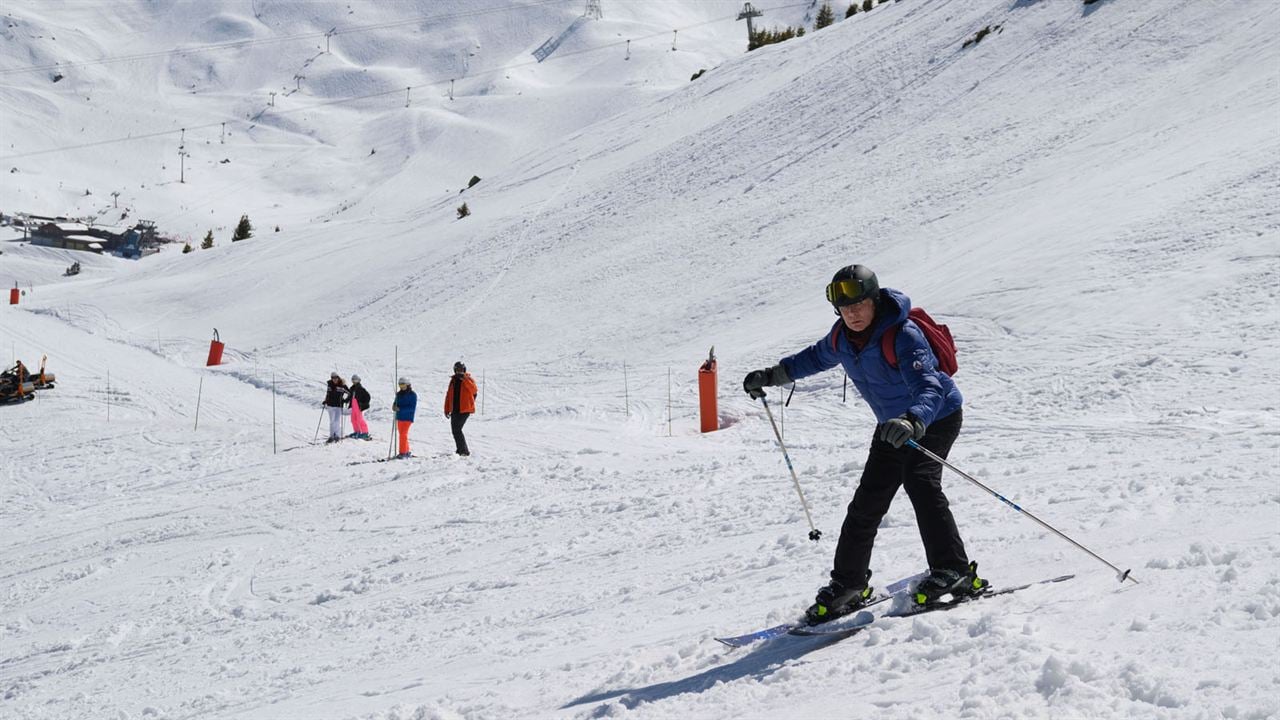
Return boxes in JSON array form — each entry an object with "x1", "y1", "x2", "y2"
[
  {"x1": 879, "y1": 414, "x2": 925, "y2": 448},
  {"x1": 742, "y1": 364, "x2": 791, "y2": 399}
]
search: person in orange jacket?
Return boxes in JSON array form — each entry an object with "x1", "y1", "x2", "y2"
[{"x1": 444, "y1": 361, "x2": 478, "y2": 456}]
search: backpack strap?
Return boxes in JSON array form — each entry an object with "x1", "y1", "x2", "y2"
[
  {"x1": 880, "y1": 322, "x2": 902, "y2": 369},
  {"x1": 829, "y1": 320, "x2": 843, "y2": 353}
]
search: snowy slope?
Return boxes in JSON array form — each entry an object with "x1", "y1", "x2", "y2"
[
  {"x1": 0, "y1": 0, "x2": 770, "y2": 242},
  {"x1": 2, "y1": 0, "x2": 1279, "y2": 719}
]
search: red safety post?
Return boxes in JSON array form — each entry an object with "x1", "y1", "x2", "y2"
[
  {"x1": 698, "y1": 346, "x2": 718, "y2": 433},
  {"x1": 206, "y1": 328, "x2": 225, "y2": 367},
  {"x1": 9, "y1": 283, "x2": 18, "y2": 305}
]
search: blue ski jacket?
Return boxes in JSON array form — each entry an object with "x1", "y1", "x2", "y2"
[
  {"x1": 780, "y1": 288, "x2": 962, "y2": 427},
  {"x1": 394, "y1": 388, "x2": 417, "y2": 422}
]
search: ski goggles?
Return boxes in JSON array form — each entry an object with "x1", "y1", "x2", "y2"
[{"x1": 825, "y1": 278, "x2": 875, "y2": 306}]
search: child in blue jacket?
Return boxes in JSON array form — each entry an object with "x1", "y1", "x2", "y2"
[
  {"x1": 392, "y1": 378, "x2": 417, "y2": 459},
  {"x1": 743, "y1": 264, "x2": 985, "y2": 624}
]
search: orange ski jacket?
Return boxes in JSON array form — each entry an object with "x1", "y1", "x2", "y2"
[{"x1": 445, "y1": 373, "x2": 478, "y2": 415}]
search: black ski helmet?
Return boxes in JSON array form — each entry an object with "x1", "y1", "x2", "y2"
[
  {"x1": 453, "y1": 361, "x2": 466, "y2": 373},
  {"x1": 826, "y1": 264, "x2": 880, "y2": 307}
]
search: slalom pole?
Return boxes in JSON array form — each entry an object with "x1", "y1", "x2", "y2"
[
  {"x1": 194, "y1": 376, "x2": 203, "y2": 431},
  {"x1": 387, "y1": 345, "x2": 398, "y2": 460},
  {"x1": 906, "y1": 439, "x2": 1137, "y2": 584},
  {"x1": 759, "y1": 395, "x2": 821, "y2": 541}
]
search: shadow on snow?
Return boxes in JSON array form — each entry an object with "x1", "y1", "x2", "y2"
[{"x1": 562, "y1": 632, "x2": 848, "y2": 714}]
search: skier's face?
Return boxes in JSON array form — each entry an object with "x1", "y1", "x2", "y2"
[{"x1": 839, "y1": 297, "x2": 875, "y2": 332}]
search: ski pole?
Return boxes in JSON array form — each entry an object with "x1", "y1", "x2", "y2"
[
  {"x1": 313, "y1": 407, "x2": 325, "y2": 443},
  {"x1": 759, "y1": 395, "x2": 821, "y2": 541},
  {"x1": 905, "y1": 439, "x2": 1136, "y2": 584}
]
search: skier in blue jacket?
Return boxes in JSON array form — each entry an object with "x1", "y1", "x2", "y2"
[
  {"x1": 743, "y1": 264, "x2": 986, "y2": 624},
  {"x1": 392, "y1": 377, "x2": 417, "y2": 459}
]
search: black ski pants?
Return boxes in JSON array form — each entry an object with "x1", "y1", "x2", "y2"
[
  {"x1": 830, "y1": 408, "x2": 968, "y2": 588},
  {"x1": 450, "y1": 412, "x2": 471, "y2": 456}
]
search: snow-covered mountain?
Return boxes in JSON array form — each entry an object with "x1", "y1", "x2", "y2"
[{"x1": 1, "y1": 1, "x2": 1277, "y2": 718}]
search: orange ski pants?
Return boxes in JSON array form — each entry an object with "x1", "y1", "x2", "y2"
[{"x1": 397, "y1": 420, "x2": 412, "y2": 456}]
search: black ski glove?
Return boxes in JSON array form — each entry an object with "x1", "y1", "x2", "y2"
[
  {"x1": 879, "y1": 414, "x2": 926, "y2": 448},
  {"x1": 742, "y1": 364, "x2": 792, "y2": 399}
]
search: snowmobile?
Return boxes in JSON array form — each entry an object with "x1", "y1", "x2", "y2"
[
  {"x1": 30, "y1": 356, "x2": 56, "y2": 389},
  {"x1": 0, "y1": 357, "x2": 55, "y2": 403},
  {"x1": 0, "y1": 364, "x2": 35, "y2": 403}
]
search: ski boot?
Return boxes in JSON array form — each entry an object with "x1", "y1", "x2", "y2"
[
  {"x1": 912, "y1": 561, "x2": 988, "y2": 606},
  {"x1": 804, "y1": 571, "x2": 873, "y2": 626}
]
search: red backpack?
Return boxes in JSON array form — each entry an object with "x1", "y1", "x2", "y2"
[{"x1": 830, "y1": 307, "x2": 958, "y2": 375}]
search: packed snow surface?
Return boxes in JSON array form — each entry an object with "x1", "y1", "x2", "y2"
[{"x1": 1, "y1": 1, "x2": 1278, "y2": 718}]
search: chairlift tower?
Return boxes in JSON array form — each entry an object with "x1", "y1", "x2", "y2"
[
  {"x1": 584, "y1": 0, "x2": 602, "y2": 20},
  {"x1": 737, "y1": 2, "x2": 763, "y2": 41}
]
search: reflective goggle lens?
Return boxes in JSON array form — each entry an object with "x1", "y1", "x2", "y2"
[{"x1": 826, "y1": 279, "x2": 869, "y2": 305}]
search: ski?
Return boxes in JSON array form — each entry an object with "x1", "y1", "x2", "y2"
[
  {"x1": 714, "y1": 593, "x2": 890, "y2": 648},
  {"x1": 347, "y1": 455, "x2": 413, "y2": 466},
  {"x1": 785, "y1": 609, "x2": 876, "y2": 638},
  {"x1": 714, "y1": 572, "x2": 1071, "y2": 648},
  {"x1": 715, "y1": 573, "x2": 924, "y2": 648},
  {"x1": 714, "y1": 622, "x2": 798, "y2": 648},
  {"x1": 885, "y1": 574, "x2": 1075, "y2": 618}
]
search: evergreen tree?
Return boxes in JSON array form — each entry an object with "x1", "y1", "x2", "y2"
[
  {"x1": 200, "y1": 230, "x2": 214, "y2": 249},
  {"x1": 816, "y1": 3, "x2": 835, "y2": 29},
  {"x1": 231, "y1": 215, "x2": 253, "y2": 242},
  {"x1": 457, "y1": 202, "x2": 470, "y2": 219},
  {"x1": 182, "y1": 242, "x2": 194, "y2": 254},
  {"x1": 862, "y1": 0, "x2": 873, "y2": 11},
  {"x1": 748, "y1": 25, "x2": 805, "y2": 51},
  {"x1": 846, "y1": 3, "x2": 859, "y2": 17}
]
